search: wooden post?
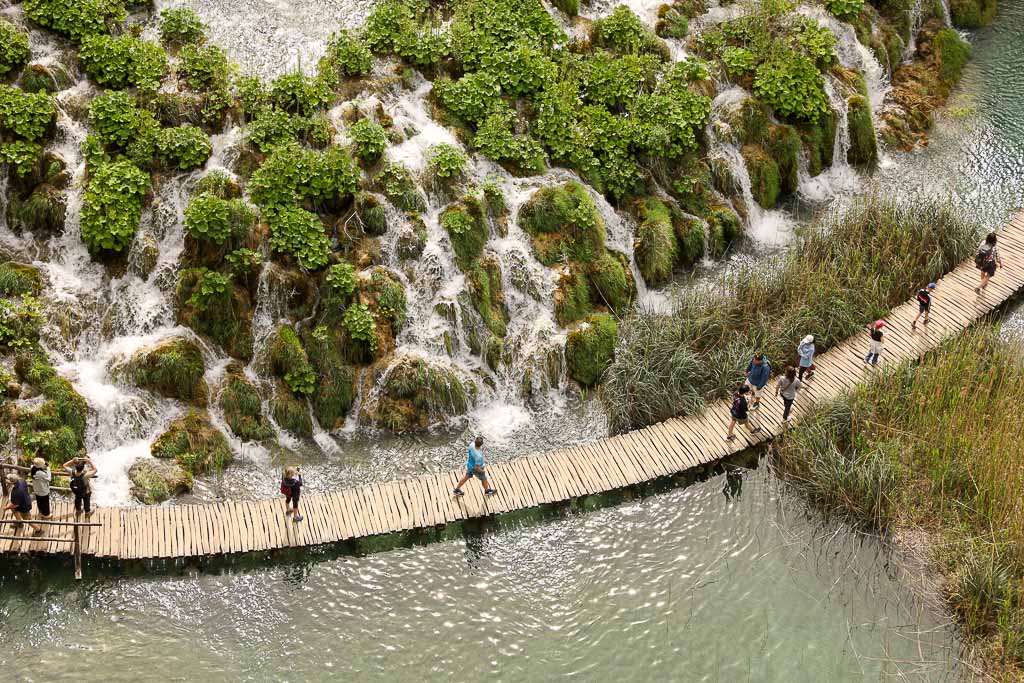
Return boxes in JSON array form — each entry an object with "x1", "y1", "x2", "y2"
[{"x1": 73, "y1": 524, "x2": 82, "y2": 580}]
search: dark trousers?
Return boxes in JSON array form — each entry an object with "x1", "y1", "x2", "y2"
[
  {"x1": 35, "y1": 494, "x2": 50, "y2": 517},
  {"x1": 798, "y1": 366, "x2": 808, "y2": 380},
  {"x1": 864, "y1": 352, "x2": 879, "y2": 365},
  {"x1": 74, "y1": 493, "x2": 91, "y2": 513},
  {"x1": 782, "y1": 398, "x2": 794, "y2": 420}
]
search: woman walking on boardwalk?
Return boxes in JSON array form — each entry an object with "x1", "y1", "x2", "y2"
[
  {"x1": 281, "y1": 466, "x2": 304, "y2": 522},
  {"x1": 975, "y1": 232, "x2": 1002, "y2": 294},
  {"x1": 796, "y1": 335, "x2": 815, "y2": 380},
  {"x1": 864, "y1": 320, "x2": 885, "y2": 367},
  {"x1": 30, "y1": 457, "x2": 51, "y2": 520},
  {"x1": 775, "y1": 366, "x2": 802, "y2": 422}
]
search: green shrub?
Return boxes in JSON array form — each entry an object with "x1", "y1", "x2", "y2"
[
  {"x1": 369, "y1": 268, "x2": 407, "y2": 331},
  {"x1": 151, "y1": 409, "x2": 232, "y2": 474},
  {"x1": 934, "y1": 28, "x2": 971, "y2": 88},
  {"x1": 6, "y1": 184, "x2": 66, "y2": 233},
  {"x1": 175, "y1": 268, "x2": 254, "y2": 360},
  {"x1": 159, "y1": 8, "x2": 205, "y2": 46},
  {"x1": 566, "y1": 313, "x2": 618, "y2": 386},
  {"x1": 722, "y1": 46, "x2": 758, "y2": 78},
  {"x1": 0, "y1": 141, "x2": 42, "y2": 177},
  {"x1": 321, "y1": 30, "x2": 373, "y2": 77},
  {"x1": 441, "y1": 198, "x2": 488, "y2": 268},
  {"x1": 194, "y1": 169, "x2": 240, "y2": 199},
  {"x1": 0, "y1": 19, "x2": 31, "y2": 76},
  {"x1": 268, "y1": 325, "x2": 315, "y2": 396},
  {"x1": 369, "y1": 356, "x2": 473, "y2": 432},
  {"x1": 269, "y1": 71, "x2": 330, "y2": 115},
  {"x1": 753, "y1": 48, "x2": 829, "y2": 123},
  {"x1": 78, "y1": 34, "x2": 167, "y2": 91},
  {"x1": 0, "y1": 296, "x2": 43, "y2": 349},
  {"x1": 23, "y1": 0, "x2": 126, "y2": 41},
  {"x1": 553, "y1": 0, "x2": 579, "y2": 16},
  {"x1": 302, "y1": 327, "x2": 356, "y2": 430},
  {"x1": 518, "y1": 181, "x2": 605, "y2": 265},
  {"x1": 428, "y1": 143, "x2": 468, "y2": 181},
  {"x1": 349, "y1": 118, "x2": 388, "y2": 162},
  {"x1": 434, "y1": 71, "x2": 502, "y2": 125},
  {"x1": 0, "y1": 263, "x2": 43, "y2": 296},
  {"x1": 184, "y1": 193, "x2": 255, "y2": 245},
  {"x1": 88, "y1": 90, "x2": 144, "y2": 147},
  {"x1": 219, "y1": 367, "x2": 271, "y2": 441},
  {"x1": 267, "y1": 205, "x2": 329, "y2": 270},
  {"x1": 225, "y1": 248, "x2": 263, "y2": 278},
  {"x1": 245, "y1": 107, "x2": 297, "y2": 152},
  {"x1": 271, "y1": 381, "x2": 312, "y2": 437},
  {"x1": 363, "y1": 0, "x2": 416, "y2": 53},
  {"x1": 186, "y1": 269, "x2": 230, "y2": 312},
  {"x1": 155, "y1": 125, "x2": 212, "y2": 171},
  {"x1": 592, "y1": 6, "x2": 668, "y2": 60},
  {"x1": 80, "y1": 160, "x2": 150, "y2": 254},
  {"x1": 179, "y1": 43, "x2": 231, "y2": 91},
  {"x1": 472, "y1": 105, "x2": 546, "y2": 175},
  {"x1": 249, "y1": 142, "x2": 359, "y2": 208},
  {"x1": 0, "y1": 85, "x2": 56, "y2": 141},
  {"x1": 128, "y1": 338, "x2": 206, "y2": 402},
  {"x1": 342, "y1": 303, "x2": 377, "y2": 354},
  {"x1": 325, "y1": 262, "x2": 357, "y2": 297},
  {"x1": 823, "y1": 0, "x2": 864, "y2": 19},
  {"x1": 707, "y1": 206, "x2": 742, "y2": 258},
  {"x1": 655, "y1": 6, "x2": 688, "y2": 39}
]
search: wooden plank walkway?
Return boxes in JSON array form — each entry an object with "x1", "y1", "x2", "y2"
[{"x1": 4, "y1": 211, "x2": 1024, "y2": 563}]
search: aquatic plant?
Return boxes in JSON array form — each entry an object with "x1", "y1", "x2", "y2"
[
  {"x1": 23, "y1": 0, "x2": 126, "y2": 41},
  {"x1": 88, "y1": 90, "x2": 145, "y2": 147},
  {"x1": 0, "y1": 19, "x2": 31, "y2": 76},
  {"x1": 349, "y1": 118, "x2": 388, "y2": 162},
  {"x1": 159, "y1": 8, "x2": 205, "y2": 47},
  {"x1": 823, "y1": 0, "x2": 864, "y2": 19},
  {"x1": 128, "y1": 337, "x2": 207, "y2": 403},
  {"x1": 176, "y1": 268, "x2": 254, "y2": 361},
  {"x1": 79, "y1": 160, "x2": 150, "y2": 254},
  {"x1": 184, "y1": 193, "x2": 254, "y2": 246},
  {"x1": 0, "y1": 85, "x2": 56, "y2": 142},
  {"x1": 0, "y1": 263, "x2": 43, "y2": 297},
  {"x1": 428, "y1": 143, "x2": 468, "y2": 181},
  {"x1": 267, "y1": 205, "x2": 330, "y2": 270},
  {"x1": 179, "y1": 43, "x2": 231, "y2": 91},
  {"x1": 441, "y1": 198, "x2": 488, "y2": 268},
  {"x1": 268, "y1": 325, "x2": 315, "y2": 396},
  {"x1": 342, "y1": 303, "x2": 377, "y2": 355},
  {"x1": 78, "y1": 34, "x2": 167, "y2": 91},
  {"x1": 321, "y1": 30, "x2": 373, "y2": 78},
  {"x1": 155, "y1": 125, "x2": 212, "y2": 171},
  {"x1": 368, "y1": 356, "x2": 473, "y2": 433},
  {"x1": 325, "y1": 262, "x2": 357, "y2": 297},
  {"x1": 518, "y1": 181, "x2": 605, "y2": 266}
]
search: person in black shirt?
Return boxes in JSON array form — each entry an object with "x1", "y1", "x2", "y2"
[
  {"x1": 726, "y1": 385, "x2": 762, "y2": 441},
  {"x1": 4, "y1": 474, "x2": 42, "y2": 533},
  {"x1": 911, "y1": 282, "x2": 936, "y2": 331},
  {"x1": 864, "y1": 320, "x2": 885, "y2": 367}
]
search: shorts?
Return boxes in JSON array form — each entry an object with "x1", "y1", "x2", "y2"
[
  {"x1": 285, "y1": 492, "x2": 300, "y2": 508},
  {"x1": 744, "y1": 381, "x2": 764, "y2": 397},
  {"x1": 731, "y1": 415, "x2": 748, "y2": 424},
  {"x1": 982, "y1": 262, "x2": 996, "y2": 277},
  {"x1": 918, "y1": 302, "x2": 930, "y2": 313},
  {"x1": 35, "y1": 494, "x2": 50, "y2": 517},
  {"x1": 467, "y1": 468, "x2": 487, "y2": 481}
]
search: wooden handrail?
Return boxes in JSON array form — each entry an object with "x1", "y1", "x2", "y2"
[
  {"x1": 1, "y1": 462, "x2": 97, "y2": 478},
  {"x1": 0, "y1": 518, "x2": 101, "y2": 527},
  {"x1": 0, "y1": 535, "x2": 74, "y2": 542}
]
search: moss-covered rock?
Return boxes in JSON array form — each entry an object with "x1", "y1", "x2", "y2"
[
  {"x1": 673, "y1": 213, "x2": 706, "y2": 268},
  {"x1": 396, "y1": 218, "x2": 427, "y2": 260},
  {"x1": 366, "y1": 356, "x2": 474, "y2": 433},
  {"x1": 441, "y1": 195, "x2": 488, "y2": 268},
  {"x1": 518, "y1": 181, "x2": 606, "y2": 266},
  {"x1": 741, "y1": 144, "x2": 781, "y2": 209},
  {"x1": 5, "y1": 184, "x2": 66, "y2": 234},
  {"x1": 846, "y1": 95, "x2": 878, "y2": 168},
  {"x1": 766, "y1": 124, "x2": 801, "y2": 197},
  {"x1": 301, "y1": 328, "x2": 357, "y2": 430},
  {"x1": 950, "y1": 0, "x2": 996, "y2": 28},
  {"x1": 707, "y1": 206, "x2": 742, "y2": 258},
  {"x1": 127, "y1": 338, "x2": 207, "y2": 403},
  {"x1": 270, "y1": 380, "x2": 312, "y2": 437},
  {"x1": 176, "y1": 268, "x2": 254, "y2": 361},
  {"x1": 151, "y1": 409, "x2": 232, "y2": 475},
  {"x1": 0, "y1": 262, "x2": 43, "y2": 296},
  {"x1": 554, "y1": 264, "x2": 592, "y2": 326},
  {"x1": 128, "y1": 458, "x2": 192, "y2": 504},
  {"x1": 634, "y1": 197, "x2": 678, "y2": 287},
  {"x1": 355, "y1": 192, "x2": 388, "y2": 236},
  {"x1": 566, "y1": 314, "x2": 618, "y2": 386},
  {"x1": 376, "y1": 162, "x2": 426, "y2": 214},
  {"x1": 933, "y1": 27, "x2": 971, "y2": 89},
  {"x1": 798, "y1": 112, "x2": 837, "y2": 177},
  {"x1": 465, "y1": 254, "x2": 508, "y2": 338},
  {"x1": 12, "y1": 351, "x2": 89, "y2": 464},
  {"x1": 588, "y1": 250, "x2": 635, "y2": 314},
  {"x1": 218, "y1": 363, "x2": 272, "y2": 441},
  {"x1": 267, "y1": 324, "x2": 315, "y2": 396}
]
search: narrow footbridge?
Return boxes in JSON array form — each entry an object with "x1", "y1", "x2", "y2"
[{"x1": 3, "y1": 211, "x2": 1024, "y2": 569}]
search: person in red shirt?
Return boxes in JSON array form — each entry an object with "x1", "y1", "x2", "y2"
[{"x1": 911, "y1": 282, "x2": 936, "y2": 331}]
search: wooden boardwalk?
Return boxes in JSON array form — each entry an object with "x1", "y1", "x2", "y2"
[{"x1": 3, "y1": 211, "x2": 1024, "y2": 564}]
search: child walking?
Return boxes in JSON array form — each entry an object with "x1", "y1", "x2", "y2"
[
  {"x1": 911, "y1": 283, "x2": 936, "y2": 331},
  {"x1": 281, "y1": 466, "x2": 304, "y2": 522},
  {"x1": 775, "y1": 366, "x2": 802, "y2": 422},
  {"x1": 864, "y1": 320, "x2": 885, "y2": 367},
  {"x1": 726, "y1": 385, "x2": 762, "y2": 441},
  {"x1": 975, "y1": 232, "x2": 1002, "y2": 294}
]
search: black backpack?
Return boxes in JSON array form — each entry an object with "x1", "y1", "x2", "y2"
[
  {"x1": 70, "y1": 470, "x2": 87, "y2": 495},
  {"x1": 730, "y1": 394, "x2": 745, "y2": 417},
  {"x1": 975, "y1": 248, "x2": 993, "y2": 269}
]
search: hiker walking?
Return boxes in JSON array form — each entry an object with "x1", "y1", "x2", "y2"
[
  {"x1": 4, "y1": 473, "x2": 42, "y2": 533},
  {"x1": 796, "y1": 335, "x2": 815, "y2": 380},
  {"x1": 775, "y1": 366, "x2": 802, "y2": 423},
  {"x1": 744, "y1": 354, "x2": 771, "y2": 409},
  {"x1": 30, "y1": 457, "x2": 51, "y2": 520},
  {"x1": 864, "y1": 320, "x2": 885, "y2": 367},
  {"x1": 62, "y1": 456, "x2": 96, "y2": 516},
  {"x1": 726, "y1": 385, "x2": 762, "y2": 441},
  {"x1": 975, "y1": 232, "x2": 1002, "y2": 294},
  {"x1": 453, "y1": 436, "x2": 496, "y2": 497},
  {"x1": 280, "y1": 466, "x2": 304, "y2": 522},
  {"x1": 911, "y1": 282, "x2": 936, "y2": 331}
]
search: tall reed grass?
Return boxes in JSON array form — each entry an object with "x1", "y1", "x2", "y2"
[
  {"x1": 603, "y1": 194, "x2": 979, "y2": 433},
  {"x1": 776, "y1": 326, "x2": 1024, "y2": 674}
]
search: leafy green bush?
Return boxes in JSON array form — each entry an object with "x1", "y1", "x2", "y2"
[
  {"x1": 268, "y1": 324, "x2": 315, "y2": 395},
  {"x1": 823, "y1": 0, "x2": 864, "y2": 19},
  {"x1": 250, "y1": 142, "x2": 360, "y2": 209},
  {"x1": 226, "y1": 248, "x2": 263, "y2": 278},
  {"x1": 184, "y1": 192, "x2": 255, "y2": 245},
  {"x1": 473, "y1": 105, "x2": 546, "y2": 175},
  {"x1": 592, "y1": 6, "x2": 668, "y2": 60},
  {"x1": 376, "y1": 161, "x2": 426, "y2": 213},
  {"x1": 23, "y1": 0, "x2": 126, "y2": 41},
  {"x1": 87, "y1": 90, "x2": 144, "y2": 147},
  {"x1": 245, "y1": 107, "x2": 297, "y2": 152},
  {"x1": 0, "y1": 141, "x2": 42, "y2": 177},
  {"x1": 321, "y1": 30, "x2": 373, "y2": 77},
  {"x1": 325, "y1": 262, "x2": 357, "y2": 297},
  {"x1": 434, "y1": 71, "x2": 502, "y2": 125},
  {"x1": 441, "y1": 198, "x2": 488, "y2": 268},
  {"x1": 342, "y1": 303, "x2": 377, "y2": 353},
  {"x1": 179, "y1": 43, "x2": 231, "y2": 91},
  {"x1": 78, "y1": 34, "x2": 167, "y2": 91},
  {"x1": 0, "y1": 295, "x2": 43, "y2": 349},
  {"x1": 363, "y1": 0, "x2": 415, "y2": 53},
  {"x1": 159, "y1": 8, "x2": 205, "y2": 46},
  {"x1": 722, "y1": 46, "x2": 757, "y2": 78},
  {"x1": 753, "y1": 48, "x2": 829, "y2": 123},
  {"x1": 155, "y1": 125, "x2": 212, "y2": 171},
  {"x1": 269, "y1": 72, "x2": 330, "y2": 115},
  {"x1": 267, "y1": 205, "x2": 329, "y2": 270},
  {"x1": 428, "y1": 143, "x2": 468, "y2": 180},
  {"x1": 518, "y1": 181, "x2": 605, "y2": 265},
  {"x1": 80, "y1": 160, "x2": 150, "y2": 254},
  {"x1": 186, "y1": 269, "x2": 230, "y2": 311},
  {"x1": 566, "y1": 314, "x2": 617, "y2": 386},
  {"x1": 0, "y1": 85, "x2": 56, "y2": 141},
  {"x1": 349, "y1": 118, "x2": 388, "y2": 162},
  {"x1": 0, "y1": 19, "x2": 31, "y2": 76}
]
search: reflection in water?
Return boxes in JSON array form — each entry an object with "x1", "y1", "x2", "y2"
[{"x1": 0, "y1": 467, "x2": 959, "y2": 681}]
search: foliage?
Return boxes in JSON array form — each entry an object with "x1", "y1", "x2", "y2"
[
  {"x1": 87, "y1": 90, "x2": 144, "y2": 147},
  {"x1": 0, "y1": 85, "x2": 56, "y2": 142},
  {"x1": 434, "y1": 71, "x2": 502, "y2": 125},
  {"x1": 0, "y1": 295, "x2": 43, "y2": 349},
  {"x1": 80, "y1": 160, "x2": 150, "y2": 254},
  {"x1": 375, "y1": 161, "x2": 426, "y2": 213},
  {"x1": 267, "y1": 205, "x2": 329, "y2": 270},
  {"x1": 721, "y1": 46, "x2": 757, "y2": 78},
  {"x1": 179, "y1": 43, "x2": 231, "y2": 91},
  {"x1": 219, "y1": 367, "x2": 271, "y2": 441},
  {"x1": 428, "y1": 143, "x2": 468, "y2": 180},
  {"x1": 0, "y1": 19, "x2": 31, "y2": 76},
  {"x1": 159, "y1": 7, "x2": 205, "y2": 46},
  {"x1": 23, "y1": 0, "x2": 126, "y2": 41},
  {"x1": 268, "y1": 325, "x2": 315, "y2": 396},
  {"x1": 950, "y1": 0, "x2": 997, "y2": 28},
  {"x1": 269, "y1": 71, "x2": 331, "y2": 115},
  {"x1": 78, "y1": 34, "x2": 167, "y2": 91},
  {"x1": 155, "y1": 125, "x2": 212, "y2": 171},
  {"x1": 128, "y1": 338, "x2": 206, "y2": 402},
  {"x1": 588, "y1": 251, "x2": 635, "y2": 315},
  {"x1": 249, "y1": 142, "x2": 359, "y2": 208},
  {"x1": 753, "y1": 48, "x2": 830, "y2": 123},
  {"x1": 226, "y1": 248, "x2": 263, "y2": 278},
  {"x1": 186, "y1": 269, "x2": 230, "y2": 312},
  {"x1": 823, "y1": 0, "x2": 864, "y2": 19},
  {"x1": 592, "y1": 6, "x2": 668, "y2": 60},
  {"x1": 566, "y1": 314, "x2": 617, "y2": 386},
  {"x1": 151, "y1": 409, "x2": 232, "y2": 474},
  {"x1": 846, "y1": 95, "x2": 877, "y2": 167},
  {"x1": 325, "y1": 261, "x2": 357, "y2": 297},
  {"x1": 441, "y1": 198, "x2": 488, "y2": 268},
  {"x1": 518, "y1": 181, "x2": 605, "y2": 265},
  {"x1": 0, "y1": 141, "x2": 42, "y2": 177},
  {"x1": 634, "y1": 197, "x2": 677, "y2": 287},
  {"x1": 184, "y1": 192, "x2": 235, "y2": 245},
  {"x1": 0, "y1": 263, "x2": 43, "y2": 297},
  {"x1": 472, "y1": 105, "x2": 546, "y2": 175},
  {"x1": 245, "y1": 107, "x2": 298, "y2": 152},
  {"x1": 342, "y1": 303, "x2": 377, "y2": 353},
  {"x1": 349, "y1": 118, "x2": 388, "y2": 162},
  {"x1": 934, "y1": 28, "x2": 971, "y2": 88},
  {"x1": 321, "y1": 30, "x2": 373, "y2": 78},
  {"x1": 175, "y1": 268, "x2": 253, "y2": 360},
  {"x1": 370, "y1": 269, "x2": 408, "y2": 331}
]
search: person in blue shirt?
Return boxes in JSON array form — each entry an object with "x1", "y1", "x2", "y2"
[
  {"x1": 744, "y1": 354, "x2": 772, "y2": 409},
  {"x1": 453, "y1": 437, "x2": 496, "y2": 497}
]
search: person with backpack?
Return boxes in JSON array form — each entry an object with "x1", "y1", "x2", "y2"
[
  {"x1": 775, "y1": 366, "x2": 802, "y2": 422},
  {"x1": 726, "y1": 385, "x2": 762, "y2": 441},
  {"x1": 975, "y1": 232, "x2": 1002, "y2": 294},
  {"x1": 454, "y1": 436, "x2": 497, "y2": 497},
  {"x1": 744, "y1": 354, "x2": 772, "y2": 409},
  {"x1": 62, "y1": 456, "x2": 96, "y2": 516},
  {"x1": 864, "y1": 320, "x2": 885, "y2": 367},
  {"x1": 796, "y1": 335, "x2": 815, "y2": 381},
  {"x1": 280, "y1": 466, "x2": 304, "y2": 522},
  {"x1": 30, "y1": 457, "x2": 51, "y2": 520},
  {"x1": 4, "y1": 473, "x2": 42, "y2": 533},
  {"x1": 911, "y1": 282, "x2": 936, "y2": 331}
]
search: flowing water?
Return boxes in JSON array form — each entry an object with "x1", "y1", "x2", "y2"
[{"x1": 2, "y1": 0, "x2": 1024, "y2": 678}]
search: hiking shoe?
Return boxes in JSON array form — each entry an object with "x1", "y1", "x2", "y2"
[
  {"x1": 922, "y1": 318, "x2": 929, "y2": 325},
  {"x1": 485, "y1": 488, "x2": 497, "y2": 496},
  {"x1": 725, "y1": 434, "x2": 737, "y2": 442},
  {"x1": 293, "y1": 514, "x2": 304, "y2": 522},
  {"x1": 751, "y1": 427, "x2": 763, "y2": 434},
  {"x1": 975, "y1": 286, "x2": 981, "y2": 294},
  {"x1": 453, "y1": 488, "x2": 464, "y2": 497}
]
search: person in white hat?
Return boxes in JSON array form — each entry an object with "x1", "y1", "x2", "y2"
[
  {"x1": 796, "y1": 335, "x2": 815, "y2": 381},
  {"x1": 30, "y1": 457, "x2": 51, "y2": 519}
]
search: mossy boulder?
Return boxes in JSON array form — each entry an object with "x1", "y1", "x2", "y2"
[
  {"x1": 949, "y1": 0, "x2": 996, "y2": 28},
  {"x1": 465, "y1": 254, "x2": 508, "y2": 338},
  {"x1": 128, "y1": 458, "x2": 193, "y2": 504},
  {"x1": 301, "y1": 328, "x2": 357, "y2": 431},
  {"x1": 0, "y1": 262, "x2": 43, "y2": 296},
  {"x1": 11, "y1": 352, "x2": 89, "y2": 464},
  {"x1": 367, "y1": 356, "x2": 475, "y2": 433},
  {"x1": 707, "y1": 206, "x2": 743, "y2": 258},
  {"x1": 355, "y1": 192, "x2": 388, "y2": 236},
  {"x1": 588, "y1": 250, "x2": 635, "y2": 314},
  {"x1": 518, "y1": 181, "x2": 606, "y2": 266},
  {"x1": 846, "y1": 95, "x2": 878, "y2": 168},
  {"x1": 151, "y1": 409, "x2": 232, "y2": 475},
  {"x1": 554, "y1": 265, "x2": 592, "y2": 326},
  {"x1": 441, "y1": 195, "x2": 489, "y2": 269},
  {"x1": 566, "y1": 314, "x2": 618, "y2": 387},
  {"x1": 673, "y1": 214, "x2": 706, "y2": 268},
  {"x1": 270, "y1": 380, "x2": 312, "y2": 437},
  {"x1": 176, "y1": 268, "x2": 255, "y2": 361},
  {"x1": 634, "y1": 197, "x2": 678, "y2": 287},
  {"x1": 376, "y1": 162, "x2": 426, "y2": 214},
  {"x1": 741, "y1": 144, "x2": 781, "y2": 209},
  {"x1": 798, "y1": 113, "x2": 837, "y2": 177},
  {"x1": 766, "y1": 124, "x2": 801, "y2": 197},
  {"x1": 267, "y1": 324, "x2": 315, "y2": 396},
  {"x1": 5, "y1": 184, "x2": 66, "y2": 234},
  {"x1": 933, "y1": 28, "x2": 971, "y2": 89},
  {"x1": 127, "y1": 338, "x2": 207, "y2": 403},
  {"x1": 218, "y1": 363, "x2": 272, "y2": 441}
]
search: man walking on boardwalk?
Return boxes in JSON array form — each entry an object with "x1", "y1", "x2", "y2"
[
  {"x1": 911, "y1": 282, "x2": 936, "y2": 331},
  {"x1": 453, "y1": 437, "x2": 497, "y2": 497},
  {"x1": 744, "y1": 354, "x2": 771, "y2": 409}
]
